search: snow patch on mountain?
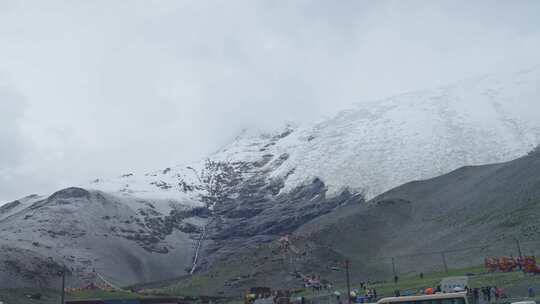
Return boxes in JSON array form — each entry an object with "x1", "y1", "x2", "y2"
[
  {"x1": 85, "y1": 67, "x2": 540, "y2": 201},
  {"x1": 202, "y1": 67, "x2": 540, "y2": 198}
]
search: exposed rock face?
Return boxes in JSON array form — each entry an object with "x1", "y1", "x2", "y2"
[{"x1": 202, "y1": 171, "x2": 364, "y2": 270}]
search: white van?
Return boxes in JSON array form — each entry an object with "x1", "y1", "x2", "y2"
[{"x1": 440, "y1": 276, "x2": 469, "y2": 294}]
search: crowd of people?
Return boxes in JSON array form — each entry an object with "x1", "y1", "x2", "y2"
[
  {"x1": 331, "y1": 282, "x2": 379, "y2": 304},
  {"x1": 470, "y1": 286, "x2": 506, "y2": 303},
  {"x1": 349, "y1": 284, "x2": 378, "y2": 303}
]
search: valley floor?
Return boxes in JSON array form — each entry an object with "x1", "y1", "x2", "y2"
[
  {"x1": 299, "y1": 266, "x2": 540, "y2": 304},
  {"x1": 3, "y1": 266, "x2": 540, "y2": 304}
]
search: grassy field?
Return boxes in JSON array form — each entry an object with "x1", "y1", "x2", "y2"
[
  {"x1": 3, "y1": 266, "x2": 540, "y2": 304},
  {"x1": 288, "y1": 265, "x2": 540, "y2": 304},
  {"x1": 65, "y1": 289, "x2": 140, "y2": 300},
  {"x1": 156, "y1": 264, "x2": 540, "y2": 304}
]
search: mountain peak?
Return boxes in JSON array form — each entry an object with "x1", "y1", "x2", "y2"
[{"x1": 69, "y1": 67, "x2": 540, "y2": 202}]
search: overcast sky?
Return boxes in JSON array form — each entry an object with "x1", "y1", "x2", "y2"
[{"x1": 1, "y1": 0, "x2": 540, "y2": 203}]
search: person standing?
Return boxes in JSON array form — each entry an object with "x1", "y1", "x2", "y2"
[
  {"x1": 484, "y1": 287, "x2": 489, "y2": 302},
  {"x1": 490, "y1": 286, "x2": 497, "y2": 302}
]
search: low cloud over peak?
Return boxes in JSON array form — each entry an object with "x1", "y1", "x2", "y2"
[{"x1": 1, "y1": 0, "x2": 540, "y2": 202}]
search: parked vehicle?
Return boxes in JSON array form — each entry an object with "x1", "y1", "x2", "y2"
[
  {"x1": 440, "y1": 277, "x2": 469, "y2": 293},
  {"x1": 377, "y1": 291, "x2": 469, "y2": 304}
]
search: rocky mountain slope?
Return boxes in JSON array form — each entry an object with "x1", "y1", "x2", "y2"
[
  {"x1": 299, "y1": 145, "x2": 540, "y2": 276},
  {"x1": 0, "y1": 188, "x2": 208, "y2": 288},
  {"x1": 165, "y1": 147, "x2": 540, "y2": 296},
  {"x1": 1, "y1": 67, "x2": 540, "y2": 288}
]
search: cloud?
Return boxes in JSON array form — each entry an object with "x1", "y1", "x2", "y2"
[
  {"x1": 0, "y1": 85, "x2": 24, "y2": 165},
  {"x1": 0, "y1": 0, "x2": 540, "y2": 202},
  {"x1": 0, "y1": 84, "x2": 27, "y2": 201}
]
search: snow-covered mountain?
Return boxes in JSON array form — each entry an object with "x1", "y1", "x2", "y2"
[
  {"x1": 89, "y1": 67, "x2": 540, "y2": 200},
  {"x1": 1, "y1": 67, "x2": 540, "y2": 288}
]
